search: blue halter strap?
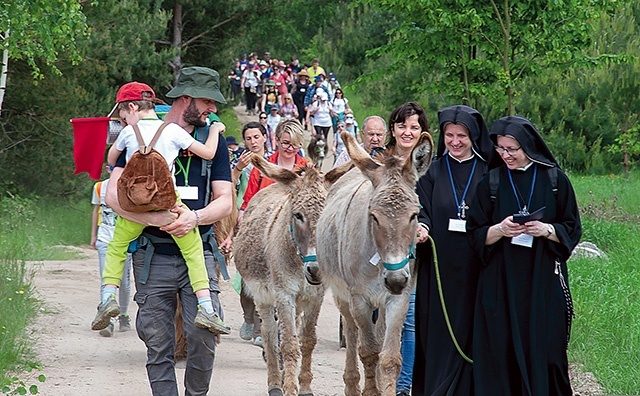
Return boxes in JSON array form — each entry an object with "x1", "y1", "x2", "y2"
[
  {"x1": 290, "y1": 221, "x2": 317, "y2": 263},
  {"x1": 381, "y1": 242, "x2": 416, "y2": 271}
]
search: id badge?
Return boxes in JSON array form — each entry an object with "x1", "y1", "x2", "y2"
[
  {"x1": 511, "y1": 233, "x2": 534, "y2": 248},
  {"x1": 448, "y1": 218, "x2": 467, "y2": 233},
  {"x1": 369, "y1": 252, "x2": 380, "y2": 266},
  {"x1": 176, "y1": 186, "x2": 199, "y2": 200}
]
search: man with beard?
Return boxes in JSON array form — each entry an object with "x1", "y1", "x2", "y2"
[{"x1": 106, "y1": 66, "x2": 233, "y2": 396}]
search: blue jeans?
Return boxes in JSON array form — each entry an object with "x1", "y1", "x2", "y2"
[
  {"x1": 97, "y1": 239, "x2": 131, "y2": 315},
  {"x1": 397, "y1": 291, "x2": 415, "y2": 392},
  {"x1": 132, "y1": 249, "x2": 222, "y2": 396}
]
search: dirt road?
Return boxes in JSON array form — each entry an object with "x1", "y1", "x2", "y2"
[{"x1": 31, "y1": 247, "x2": 347, "y2": 396}]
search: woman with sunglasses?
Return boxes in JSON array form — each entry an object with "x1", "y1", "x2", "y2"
[
  {"x1": 331, "y1": 88, "x2": 350, "y2": 132},
  {"x1": 467, "y1": 116, "x2": 582, "y2": 395}
]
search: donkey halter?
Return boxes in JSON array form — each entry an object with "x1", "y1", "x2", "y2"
[{"x1": 381, "y1": 242, "x2": 416, "y2": 271}]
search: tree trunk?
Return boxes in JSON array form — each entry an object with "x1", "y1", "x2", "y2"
[
  {"x1": 0, "y1": 36, "x2": 9, "y2": 118},
  {"x1": 171, "y1": 3, "x2": 184, "y2": 85}
]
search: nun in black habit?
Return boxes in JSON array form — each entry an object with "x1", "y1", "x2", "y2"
[
  {"x1": 466, "y1": 116, "x2": 582, "y2": 395},
  {"x1": 413, "y1": 105, "x2": 493, "y2": 396}
]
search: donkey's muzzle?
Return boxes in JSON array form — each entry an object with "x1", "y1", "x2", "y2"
[{"x1": 304, "y1": 262, "x2": 322, "y2": 285}]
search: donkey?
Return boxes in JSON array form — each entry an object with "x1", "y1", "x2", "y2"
[
  {"x1": 234, "y1": 154, "x2": 347, "y2": 396},
  {"x1": 316, "y1": 131, "x2": 433, "y2": 396}
]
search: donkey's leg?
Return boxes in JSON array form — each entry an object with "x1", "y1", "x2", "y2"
[
  {"x1": 275, "y1": 293, "x2": 300, "y2": 396},
  {"x1": 351, "y1": 295, "x2": 381, "y2": 396},
  {"x1": 334, "y1": 297, "x2": 361, "y2": 396},
  {"x1": 297, "y1": 288, "x2": 324, "y2": 396},
  {"x1": 256, "y1": 300, "x2": 283, "y2": 395},
  {"x1": 377, "y1": 293, "x2": 409, "y2": 396}
]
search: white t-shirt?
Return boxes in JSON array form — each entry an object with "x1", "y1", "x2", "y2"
[
  {"x1": 310, "y1": 101, "x2": 333, "y2": 127},
  {"x1": 114, "y1": 119, "x2": 195, "y2": 185},
  {"x1": 91, "y1": 179, "x2": 117, "y2": 242},
  {"x1": 332, "y1": 98, "x2": 348, "y2": 114},
  {"x1": 267, "y1": 114, "x2": 281, "y2": 134}
]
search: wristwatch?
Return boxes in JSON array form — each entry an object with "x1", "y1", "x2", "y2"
[{"x1": 546, "y1": 224, "x2": 554, "y2": 238}]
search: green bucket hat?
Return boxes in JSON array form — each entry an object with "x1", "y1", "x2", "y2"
[{"x1": 166, "y1": 66, "x2": 227, "y2": 104}]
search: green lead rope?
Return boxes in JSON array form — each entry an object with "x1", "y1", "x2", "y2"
[{"x1": 428, "y1": 235, "x2": 474, "y2": 364}]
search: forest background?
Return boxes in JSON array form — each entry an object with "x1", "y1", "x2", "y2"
[{"x1": 1, "y1": 0, "x2": 640, "y2": 394}]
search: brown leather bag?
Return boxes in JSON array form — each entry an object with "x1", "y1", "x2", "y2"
[{"x1": 117, "y1": 123, "x2": 177, "y2": 212}]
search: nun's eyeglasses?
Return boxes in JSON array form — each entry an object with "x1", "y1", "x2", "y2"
[{"x1": 494, "y1": 145, "x2": 521, "y2": 155}]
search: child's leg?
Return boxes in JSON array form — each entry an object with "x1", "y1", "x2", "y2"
[
  {"x1": 171, "y1": 227, "x2": 209, "y2": 293},
  {"x1": 104, "y1": 217, "x2": 146, "y2": 290},
  {"x1": 171, "y1": 228, "x2": 231, "y2": 335}
]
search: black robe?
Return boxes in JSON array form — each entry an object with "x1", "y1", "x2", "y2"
[
  {"x1": 466, "y1": 165, "x2": 582, "y2": 396},
  {"x1": 413, "y1": 155, "x2": 487, "y2": 396}
]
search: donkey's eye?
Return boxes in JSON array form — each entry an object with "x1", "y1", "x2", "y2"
[
  {"x1": 370, "y1": 213, "x2": 379, "y2": 226},
  {"x1": 293, "y1": 212, "x2": 304, "y2": 222},
  {"x1": 410, "y1": 213, "x2": 418, "y2": 223}
]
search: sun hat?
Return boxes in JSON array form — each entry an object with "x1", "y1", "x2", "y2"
[
  {"x1": 318, "y1": 91, "x2": 328, "y2": 101},
  {"x1": 266, "y1": 79, "x2": 276, "y2": 86},
  {"x1": 166, "y1": 66, "x2": 227, "y2": 104},
  {"x1": 345, "y1": 114, "x2": 355, "y2": 124},
  {"x1": 297, "y1": 69, "x2": 309, "y2": 78}
]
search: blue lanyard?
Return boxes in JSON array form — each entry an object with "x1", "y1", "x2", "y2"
[
  {"x1": 445, "y1": 156, "x2": 477, "y2": 219},
  {"x1": 507, "y1": 164, "x2": 537, "y2": 215}
]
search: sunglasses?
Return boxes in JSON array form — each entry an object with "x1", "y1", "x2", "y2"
[{"x1": 260, "y1": 116, "x2": 267, "y2": 119}]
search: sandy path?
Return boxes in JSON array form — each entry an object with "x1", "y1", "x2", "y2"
[{"x1": 31, "y1": 247, "x2": 347, "y2": 396}]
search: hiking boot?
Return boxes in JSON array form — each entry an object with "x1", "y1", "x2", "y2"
[
  {"x1": 91, "y1": 295, "x2": 121, "y2": 331},
  {"x1": 194, "y1": 307, "x2": 231, "y2": 335},
  {"x1": 119, "y1": 314, "x2": 131, "y2": 332},
  {"x1": 252, "y1": 336, "x2": 264, "y2": 347},
  {"x1": 239, "y1": 322, "x2": 254, "y2": 341},
  {"x1": 99, "y1": 319, "x2": 114, "y2": 337}
]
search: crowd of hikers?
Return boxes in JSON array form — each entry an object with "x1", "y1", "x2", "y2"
[
  {"x1": 87, "y1": 59, "x2": 582, "y2": 396},
  {"x1": 228, "y1": 52, "x2": 357, "y2": 162}
]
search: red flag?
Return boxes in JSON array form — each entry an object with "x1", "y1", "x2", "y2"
[{"x1": 71, "y1": 117, "x2": 110, "y2": 180}]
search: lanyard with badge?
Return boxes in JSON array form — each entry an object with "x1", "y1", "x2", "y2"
[
  {"x1": 445, "y1": 155, "x2": 477, "y2": 232},
  {"x1": 174, "y1": 130, "x2": 199, "y2": 201},
  {"x1": 507, "y1": 164, "x2": 537, "y2": 247}
]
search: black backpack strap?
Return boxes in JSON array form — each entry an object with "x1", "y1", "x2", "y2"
[
  {"x1": 489, "y1": 167, "x2": 500, "y2": 202},
  {"x1": 194, "y1": 125, "x2": 213, "y2": 205},
  {"x1": 548, "y1": 166, "x2": 558, "y2": 195}
]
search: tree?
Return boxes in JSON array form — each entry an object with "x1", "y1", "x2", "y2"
[
  {"x1": 360, "y1": 0, "x2": 605, "y2": 115},
  {"x1": 0, "y1": 0, "x2": 88, "y2": 116}
]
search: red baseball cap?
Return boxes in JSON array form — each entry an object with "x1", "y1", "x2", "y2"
[
  {"x1": 108, "y1": 82, "x2": 155, "y2": 117},
  {"x1": 115, "y1": 82, "x2": 155, "y2": 103}
]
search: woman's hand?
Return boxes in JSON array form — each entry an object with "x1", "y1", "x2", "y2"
[
  {"x1": 496, "y1": 216, "x2": 526, "y2": 238},
  {"x1": 524, "y1": 220, "x2": 553, "y2": 238},
  {"x1": 235, "y1": 150, "x2": 253, "y2": 171},
  {"x1": 415, "y1": 224, "x2": 429, "y2": 244}
]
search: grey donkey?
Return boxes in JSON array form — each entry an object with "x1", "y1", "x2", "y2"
[
  {"x1": 316, "y1": 130, "x2": 433, "y2": 396},
  {"x1": 234, "y1": 153, "x2": 348, "y2": 396}
]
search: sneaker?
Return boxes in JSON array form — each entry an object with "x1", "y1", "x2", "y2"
[
  {"x1": 119, "y1": 314, "x2": 131, "y2": 332},
  {"x1": 252, "y1": 336, "x2": 264, "y2": 347},
  {"x1": 99, "y1": 319, "x2": 114, "y2": 337},
  {"x1": 239, "y1": 322, "x2": 254, "y2": 341},
  {"x1": 194, "y1": 307, "x2": 231, "y2": 335},
  {"x1": 91, "y1": 295, "x2": 121, "y2": 331}
]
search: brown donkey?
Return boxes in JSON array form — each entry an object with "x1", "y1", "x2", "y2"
[
  {"x1": 316, "y1": 131, "x2": 433, "y2": 396},
  {"x1": 234, "y1": 154, "x2": 347, "y2": 396}
]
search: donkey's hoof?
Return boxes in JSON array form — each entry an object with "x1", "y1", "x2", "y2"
[{"x1": 268, "y1": 387, "x2": 284, "y2": 396}]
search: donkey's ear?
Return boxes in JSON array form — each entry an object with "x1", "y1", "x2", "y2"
[
  {"x1": 324, "y1": 162, "x2": 353, "y2": 187},
  {"x1": 251, "y1": 154, "x2": 298, "y2": 185},
  {"x1": 404, "y1": 132, "x2": 434, "y2": 181},
  {"x1": 342, "y1": 131, "x2": 382, "y2": 185}
]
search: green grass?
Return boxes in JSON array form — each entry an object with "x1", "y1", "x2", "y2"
[
  {"x1": 218, "y1": 106, "x2": 243, "y2": 144},
  {"x1": 565, "y1": 170, "x2": 640, "y2": 393},
  {"x1": 342, "y1": 84, "x2": 389, "y2": 130}
]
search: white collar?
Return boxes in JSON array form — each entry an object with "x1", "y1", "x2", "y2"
[
  {"x1": 515, "y1": 161, "x2": 534, "y2": 171},
  {"x1": 447, "y1": 152, "x2": 475, "y2": 163}
]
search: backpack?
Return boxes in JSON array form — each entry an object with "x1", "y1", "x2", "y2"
[{"x1": 117, "y1": 123, "x2": 177, "y2": 212}]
